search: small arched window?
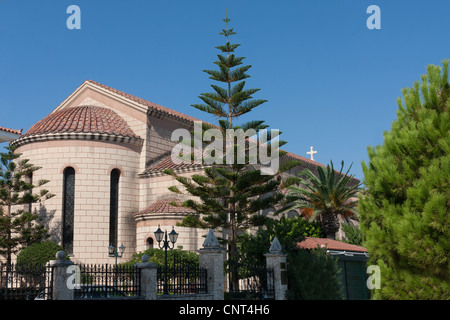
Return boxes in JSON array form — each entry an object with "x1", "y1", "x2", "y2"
[
  {"x1": 146, "y1": 237, "x2": 154, "y2": 249},
  {"x1": 62, "y1": 167, "x2": 75, "y2": 255},
  {"x1": 287, "y1": 210, "x2": 299, "y2": 219},
  {"x1": 109, "y1": 169, "x2": 120, "y2": 247},
  {"x1": 26, "y1": 172, "x2": 33, "y2": 213}
]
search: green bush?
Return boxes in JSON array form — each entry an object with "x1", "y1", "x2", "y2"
[
  {"x1": 238, "y1": 216, "x2": 322, "y2": 265},
  {"x1": 122, "y1": 248, "x2": 199, "y2": 268},
  {"x1": 287, "y1": 248, "x2": 344, "y2": 300},
  {"x1": 342, "y1": 223, "x2": 363, "y2": 246},
  {"x1": 17, "y1": 241, "x2": 67, "y2": 266}
]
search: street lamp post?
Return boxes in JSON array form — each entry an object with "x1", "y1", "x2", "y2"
[
  {"x1": 154, "y1": 225, "x2": 178, "y2": 295},
  {"x1": 108, "y1": 242, "x2": 125, "y2": 287}
]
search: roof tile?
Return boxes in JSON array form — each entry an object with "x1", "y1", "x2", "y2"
[
  {"x1": 0, "y1": 126, "x2": 22, "y2": 135},
  {"x1": 136, "y1": 199, "x2": 195, "y2": 215},
  {"x1": 22, "y1": 105, "x2": 140, "y2": 139},
  {"x1": 297, "y1": 237, "x2": 367, "y2": 252}
]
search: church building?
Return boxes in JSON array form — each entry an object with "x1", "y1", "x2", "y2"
[{"x1": 10, "y1": 80, "x2": 359, "y2": 264}]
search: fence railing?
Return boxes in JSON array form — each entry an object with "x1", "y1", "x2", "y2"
[
  {"x1": 74, "y1": 264, "x2": 141, "y2": 299},
  {"x1": 157, "y1": 255, "x2": 207, "y2": 295},
  {"x1": 226, "y1": 260, "x2": 275, "y2": 300},
  {"x1": 0, "y1": 233, "x2": 286, "y2": 300},
  {"x1": 0, "y1": 263, "x2": 54, "y2": 300}
]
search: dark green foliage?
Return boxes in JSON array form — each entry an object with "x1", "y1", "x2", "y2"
[
  {"x1": 239, "y1": 217, "x2": 343, "y2": 300},
  {"x1": 238, "y1": 217, "x2": 343, "y2": 300},
  {"x1": 286, "y1": 248, "x2": 344, "y2": 300},
  {"x1": 123, "y1": 248, "x2": 199, "y2": 268},
  {"x1": 360, "y1": 61, "x2": 450, "y2": 299},
  {"x1": 192, "y1": 16, "x2": 267, "y2": 124},
  {"x1": 176, "y1": 214, "x2": 208, "y2": 228},
  {"x1": 342, "y1": 223, "x2": 363, "y2": 246},
  {"x1": 0, "y1": 146, "x2": 54, "y2": 267},
  {"x1": 279, "y1": 161, "x2": 360, "y2": 239},
  {"x1": 238, "y1": 216, "x2": 322, "y2": 265},
  {"x1": 168, "y1": 166, "x2": 284, "y2": 231},
  {"x1": 165, "y1": 15, "x2": 299, "y2": 263},
  {"x1": 16, "y1": 241, "x2": 67, "y2": 266}
]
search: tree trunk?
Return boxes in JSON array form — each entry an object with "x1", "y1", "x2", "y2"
[{"x1": 320, "y1": 212, "x2": 340, "y2": 240}]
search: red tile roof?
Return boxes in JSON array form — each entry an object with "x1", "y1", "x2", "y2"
[
  {"x1": 136, "y1": 199, "x2": 196, "y2": 215},
  {"x1": 145, "y1": 150, "x2": 360, "y2": 186},
  {"x1": 297, "y1": 237, "x2": 367, "y2": 253},
  {"x1": 0, "y1": 126, "x2": 22, "y2": 135},
  {"x1": 146, "y1": 152, "x2": 321, "y2": 174},
  {"x1": 22, "y1": 105, "x2": 140, "y2": 139},
  {"x1": 282, "y1": 151, "x2": 326, "y2": 171},
  {"x1": 147, "y1": 153, "x2": 207, "y2": 172}
]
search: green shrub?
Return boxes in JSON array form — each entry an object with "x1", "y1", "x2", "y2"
[
  {"x1": 342, "y1": 223, "x2": 363, "y2": 246},
  {"x1": 123, "y1": 248, "x2": 199, "y2": 268},
  {"x1": 17, "y1": 241, "x2": 67, "y2": 266},
  {"x1": 238, "y1": 216, "x2": 322, "y2": 265},
  {"x1": 287, "y1": 248, "x2": 344, "y2": 300}
]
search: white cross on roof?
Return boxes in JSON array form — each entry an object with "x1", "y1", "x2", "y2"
[{"x1": 307, "y1": 146, "x2": 317, "y2": 161}]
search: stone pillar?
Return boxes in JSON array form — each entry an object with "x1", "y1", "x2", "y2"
[
  {"x1": 198, "y1": 228, "x2": 225, "y2": 300},
  {"x1": 135, "y1": 254, "x2": 158, "y2": 300},
  {"x1": 49, "y1": 251, "x2": 75, "y2": 300},
  {"x1": 264, "y1": 237, "x2": 288, "y2": 300}
]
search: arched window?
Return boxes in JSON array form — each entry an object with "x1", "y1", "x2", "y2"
[
  {"x1": 62, "y1": 167, "x2": 75, "y2": 255},
  {"x1": 146, "y1": 237, "x2": 154, "y2": 249},
  {"x1": 26, "y1": 172, "x2": 33, "y2": 213},
  {"x1": 109, "y1": 169, "x2": 120, "y2": 247},
  {"x1": 287, "y1": 210, "x2": 299, "y2": 219}
]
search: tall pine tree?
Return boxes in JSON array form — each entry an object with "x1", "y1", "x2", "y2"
[
  {"x1": 359, "y1": 61, "x2": 450, "y2": 299},
  {"x1": 0, "y1": 146, "x2": 54, "y2": 268},
  {"x1": 165, "y1": 15, "x2": 297, "y2": 264}
]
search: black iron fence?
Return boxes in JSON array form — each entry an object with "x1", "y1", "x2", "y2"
[
  {"x1": 0, "y1": 263, "x2": 54, "y2": 300},
  {"x1": 157, "y1": 254, "x2": 208, "y2": 295},
  {"x1": 226, "y1": 260, "x2": 275, "y2": 300},
  {"x1": 74, "y1": 264, "x2": 141, "y2": 299}
]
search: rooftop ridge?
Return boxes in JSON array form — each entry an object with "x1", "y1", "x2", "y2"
[
  {"x1": 134, "y1": 199, "x2": 196, "y2": 216},
  {"x1": 0, "y1": 126, "x2": 22, "y2": 136},
  {"x1": 85, "y1": 80, "x2": 206, "y2": 124}
]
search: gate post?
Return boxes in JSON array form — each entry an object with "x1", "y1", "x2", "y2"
[
  {"x1": 264, "y1": 237, "x2": 288, "y2": 300},
  {"x1": 198, "y1": 229, "x2": 225, "y2": 300},
  {"x1": 49, "y1": 251, "x2": 75, "y2": 300},
  {"x1": 135, "y1": 254, "x2": 158, "y2": 300}
]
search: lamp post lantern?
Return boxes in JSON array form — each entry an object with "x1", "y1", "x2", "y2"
[
  {"x1": 108, "y1": 242, "x2": 125, "y2": 287},
  {"x1": 154, "y1": 225, "x2": 178, "y2": 295}
]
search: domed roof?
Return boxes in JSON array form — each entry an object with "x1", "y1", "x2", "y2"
[
  {"x1": 133, "y1": 199, "x2": 196, "y2": 222},
  {"x1": 23, "y1": 106, "x2": 139, "y2": 138},
  {"x1": 136, "y1": 200, "x2": 195, "y2": 215}
]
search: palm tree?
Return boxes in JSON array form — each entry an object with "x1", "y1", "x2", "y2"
[{"x1": 279, "y1": 161, "x2": 360, "y2": 239}]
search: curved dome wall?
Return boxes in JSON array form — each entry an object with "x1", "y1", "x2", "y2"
[{"x1": 13, "y1": 105, "x2": 143, "y2": 264}]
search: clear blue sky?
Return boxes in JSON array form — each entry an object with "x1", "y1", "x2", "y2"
[{"x1": 1, "y1": 0, "x2": 449, "y2": 182}]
